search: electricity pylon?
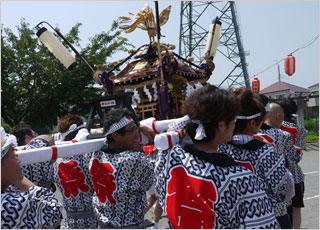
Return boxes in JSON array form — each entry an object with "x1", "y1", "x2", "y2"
[{"x1": 179, "y1": 1, "x2": 250, "y2": 88}]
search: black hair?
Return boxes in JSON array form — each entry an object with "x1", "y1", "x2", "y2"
[
  {"x1": 279, "y1": 99, "x2": 297, "y2": 119},
  {"x1": 11, "y1": 124, "x2": 33, "y2": 146},
  {"x1": 182, "y1": 85, "x2": 240, "y2": 143},
  {"x1": 232, "y1": 88, "x2": 266, "y2": 133},
  {"x1": 257, "y1": 94, "x2": 269, "y2": 107},
  {"x1": 104, "y1": 107, "x2": 134, "y2": 143}
]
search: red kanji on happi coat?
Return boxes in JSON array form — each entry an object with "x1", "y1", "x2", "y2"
[
  {"x1": 280, "y1": 125, "x2": 298, "y2": 145},
  {"x1": 166, "y1": 166, "x2": 217, "y2": 229},
  {"x1": 142, "y1": 145, "x2": 155, "y2": 155},
  {"x1": 58, "y1": 160, "x2": 90, "y2": 198},
  {"x1": 90, "y1": 159, "x2": 116, "y2": 203}
]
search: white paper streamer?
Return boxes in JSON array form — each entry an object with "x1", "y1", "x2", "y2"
[
  {"x1": 152, "y1": 82, "x2": 158, "y2": 101},
  {"x1": 143, "y1": 85, "x2": 152, "y2": 102},
  {"x1": 186, "y1": 82, "x2": 195, "y2": 98},
  {"x1": 194, "y1": 82, "x2": 203, "y2": 90},
  {"x1": 125, "y1": 88, "x2": 138, "y2": 109}
]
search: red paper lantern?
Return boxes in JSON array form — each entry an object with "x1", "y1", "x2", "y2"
[
  {"x1": 251, "y1": 78, "x2": 260, "y2": 93},
  {"x1": 285, "y1": 54, "x2": 296, "y2": 76}
]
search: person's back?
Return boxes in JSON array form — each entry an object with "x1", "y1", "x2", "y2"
[
  {"x1": 90, "y1": 108, "x2": 154, "y2": 228},
  {"x1": 51, "y1": 114, "x2": 98, "y2": 229},
  {"x1": 279, "y1": 100, "x2": 305, "y2": 185},
  {"x1": 282, "y1": 118, "x2": 307, "y2": 150},
  {"x1": 156, "y1": 142, "x2": 279, "y2": 228},
  {"x1": 53, "y1": 152, "x2": 97, "y2": 228},
  {"x1": 218, "y1": 136, "x2": 287, "y2": 203},
  {"x1": 91, "y1": 148, "x2": 154, "y2": 227},
  {"x1": 219, "y1": 89, "x2": 288, "y2": 228},
  {"x1": 279, "y1": 99, "x2": 306, "y2": 229},
  {"x1": 155, "y1": 85, "x2": 280, "y2": 228}
]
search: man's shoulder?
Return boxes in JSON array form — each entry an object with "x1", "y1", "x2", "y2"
[{"x1": 94, "y1": 148, "x2": 146, "y2": 158}]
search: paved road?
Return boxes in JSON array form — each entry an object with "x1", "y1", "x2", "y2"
[
  {"x1": 56, "y1": 143, "x2": 319, "y2": 229},
  {"x1": 299, "y1": 142, "x2": 319, "y2": 229}
]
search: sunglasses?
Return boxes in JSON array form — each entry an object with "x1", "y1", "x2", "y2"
[{"x1": 124, "y1": 126, "x2": 139, "y2": 133}]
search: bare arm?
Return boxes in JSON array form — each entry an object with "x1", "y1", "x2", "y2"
[
  {"x1": 139, "y1": 125, "x2": 155, "y2": 144},
  {"x1": 294, "y1": 145, "x2": 303, "y2": 156}
]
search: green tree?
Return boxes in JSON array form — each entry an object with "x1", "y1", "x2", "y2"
[{"x1": 1, "y1": 19, "x2": 132, "y2": 132}]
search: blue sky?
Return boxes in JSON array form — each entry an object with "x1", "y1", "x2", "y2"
[{"x1": 1, "y1": 1, "x2": 319, "y2": 90}]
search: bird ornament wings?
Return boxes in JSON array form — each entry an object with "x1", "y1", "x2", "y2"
[{"x1": 119, "y1": 4, "x2": 171, "y2": 40}]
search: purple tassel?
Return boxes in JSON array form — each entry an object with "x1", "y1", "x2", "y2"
[
  {"x1": 162, "y1": 56, "x2": 178, "y2": 81},
  {"x1": 157, "y1": 56, "x2": 178, "y2": 82},
  {"x1": 199, "y1": 63, "x2": 212, "y2": 77},
  {"x1": 101, "y1": 71, "x2": 113, "y2": 95},
  {"x1": 158, "y1": 83, "x2": 171, "y2": 120}
]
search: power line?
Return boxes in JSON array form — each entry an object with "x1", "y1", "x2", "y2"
[{"x1": 239, "y1": 35, "x2": 319, "y2": 85}]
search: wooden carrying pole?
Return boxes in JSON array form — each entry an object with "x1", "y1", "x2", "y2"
[{"x1": 155, "y1": 1, "x2": 164, "y2": 83}]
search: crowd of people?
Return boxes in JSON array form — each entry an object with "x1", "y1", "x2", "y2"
[{"x1": 1, "y1": 85, "x2": 308, "y2": 229}]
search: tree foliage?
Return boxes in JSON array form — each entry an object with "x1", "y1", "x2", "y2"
[{"x1": 1, "y1": 19, "x2": 132, "y2": 132}]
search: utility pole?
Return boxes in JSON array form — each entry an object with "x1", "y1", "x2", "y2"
[{"x1": 277, "y1": 62, "x2": 281, "y2": 82}]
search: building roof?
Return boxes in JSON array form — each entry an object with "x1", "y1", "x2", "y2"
[
  {"x1": 260, "y1": 81, "x2": 310, "y2": 94},
  {"x1": 308, "y1": 83, "x2": 319, "y2": 88}
]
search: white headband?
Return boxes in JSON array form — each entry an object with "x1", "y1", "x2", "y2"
[
  {"x1": 60, "y1": 123, "x2": 86, "y2": 141},
  {"x1": 105, "y1": 116, "x2": 134, "y2": 136},
  {"x1": 291, "y1": 114, "x2": 298, "y2": 117},
  {"x1": 191, "y1": 119, "x2": 207, "y2": 140},
  {"x1": 236, "y1": 113, "x2": 261, "y2": 120},
  {"x1": 1, "y1": 137, "x2": 16, "y2": 159},
  {"x1": 265, "y1": 103, "x2": 270, "y2": 112}
]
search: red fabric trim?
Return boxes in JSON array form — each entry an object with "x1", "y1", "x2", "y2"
[
  {"x1": 235, "y1": 160, "x2": 255, "y2": 172},
  {"x1": 51, "y1": 146, "x2": 58, "y2": 162},
  {"x1": 152, "y1": 119, "x2": 159, "y2": 134},
  {"x1": 280, "y1": 124, "x2": 298, "y2": 145},
  {"x1": 165, "y1": 133, "x2": 173, "y2": 149},
  {"x1": 125, "y1": 115, "x2": 133, "y2": 120}
]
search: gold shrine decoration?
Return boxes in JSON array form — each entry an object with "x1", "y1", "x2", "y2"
[{"x1": 119, "y1": 4, "x2": 171, "y2": 41}]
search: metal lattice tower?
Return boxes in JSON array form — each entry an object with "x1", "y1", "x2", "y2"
[{"x1": 179, "y1": 1, "x2": 250, "y2": 89}]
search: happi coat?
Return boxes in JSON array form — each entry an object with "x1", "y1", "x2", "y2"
[
  {"x1": 259, "y1": 123, "x2": 296, "y2": 216},
  {"x1": 218, "y1": 135, "x2": 288, "y2": 213},
  {"x1": 7, "y1": 138, "x2": 55, "y2": 193},
  {"x1": 1, "y1": 186, "x2": 62, "y2": 229},
  {"x1": 281, "y1": 119, "x2": 306, "y2": 184},
  {"x1": 155, "y1": 143, "x2": 280, "y2": 229},
  {"x1": 52, "y1": 128, "x2": 98, "y2": 228},
  {"x1": 90, "y1": 148, "x2": 154, "y2": 228},
  {"x1": 52, "y1": 151, "x2": 98, "y2": 228}
]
